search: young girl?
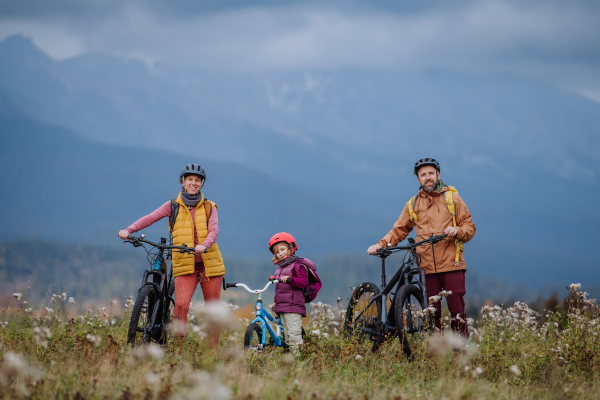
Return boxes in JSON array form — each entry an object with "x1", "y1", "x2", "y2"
[{"x1": 269, "y1": 232, "x2": 315, "y2": 353}]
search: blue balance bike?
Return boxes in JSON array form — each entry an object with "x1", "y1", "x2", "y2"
[{"x1": 226, "y1": 276, "x2": 305, "y2": 350}]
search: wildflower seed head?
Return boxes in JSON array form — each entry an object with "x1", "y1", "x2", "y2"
[
  {"x1": 428, "y1": 332, "x2": 467, "y2": 358},
  {"x1": 569, "y1": 283, "x2": 581, "y2": 292},
  {"x1": 509, "y1": 365, "x2": 521, "y2": 376},
  {"x1": 12, "y1": 293, "x2": 22, "y2": 301},
  {"x1": 194, "y1": 301, "x2": 238, "y2": 331},
  {"x1": 68, "y1": 297, "x2": 75, "y2": 304}
]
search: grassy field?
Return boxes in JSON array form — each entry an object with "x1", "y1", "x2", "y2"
[{"x1": 0, "y1": 285, "x2": 599, "y2": 400}]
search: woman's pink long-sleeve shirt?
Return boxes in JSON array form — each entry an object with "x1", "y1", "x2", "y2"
[{"x1": 126, "y1": 201, "x2": 218, "y2": 269}]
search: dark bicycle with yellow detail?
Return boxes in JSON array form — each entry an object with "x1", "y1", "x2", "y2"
[{"x1": 343, "y1": 234, "x2": 447, "y2": 356}]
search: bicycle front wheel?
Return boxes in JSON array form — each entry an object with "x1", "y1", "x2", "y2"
[
  {"x1": 394, "y1": 284, "x2": 424, "y2": 357},
  {"x1": 127, "y1": 285, "x2": 158, "y2": 346},
  {"x1": 343, "y1": 282, "x2": 382, "y2": 339},
  {"x1": 243, "y1": 322, "x2": 263, "y2": 349}
]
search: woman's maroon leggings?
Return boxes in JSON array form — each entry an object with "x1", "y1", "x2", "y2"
[{"x1": 425, "y1": 270, "x2": 469, "y2": 337}]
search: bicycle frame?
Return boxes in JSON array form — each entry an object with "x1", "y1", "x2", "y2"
[
  {"x1": 136, "y1": 238, "x2": 170, "y2": 337},
  {"x1": 252, "y1": 300, "x2": 283, "y2": 347},
  {"x1": 353, "y1": 236, "x2": 447, "y2": 336},
  {"x1": 227, "y1": 280, "x2": 284, "y2": 348}
]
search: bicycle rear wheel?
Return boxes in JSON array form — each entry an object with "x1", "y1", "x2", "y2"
[
  {"x1": 127, "y1": 285, "x2": 158, "y2": 346},
  {"x1": 394, "y1": 284, "x2": 424, "y2": 357},
  {"x1": 343, "y1": 282, "x2": 382, "y2": 339}
]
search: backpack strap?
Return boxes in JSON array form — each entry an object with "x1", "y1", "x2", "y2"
[
  {"x1": 408, "y1": 193, "x2": 419, "y2": 222},
  {"x1": 169, "y1": 199, "x2": 180, "y2": 233},
  {"x1": 444, "y1": 186, "x2": 464, "y2": 266},
  {"x1": 204, "y1": 198, "x2": 212, "y2": 225}
]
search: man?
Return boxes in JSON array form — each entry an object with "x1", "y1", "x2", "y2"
[{"x1": 367, "y1": 158, "x2": 475, "y2": 337}]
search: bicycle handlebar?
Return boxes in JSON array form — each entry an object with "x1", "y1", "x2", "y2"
[
  {"x1": 375, "y1": 233, "x2": 448, "y2": 257},
  {"x1": 225, "y1": 279, "x2": 280, "y2": 294},
  {"x1": 125, "y1": 235, "x2": 199, "y2": 254}
]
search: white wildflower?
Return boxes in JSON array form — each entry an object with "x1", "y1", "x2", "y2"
[
  {"x1": 127, "y1": 344, "x2": 164, "y2": 365},
  {"x1": 172, "y1": 370, "x2": 231, "y2": 400},
  {"x1": 428, "y1": 332, "x2": 466, "y2": 358},
  {"x1": 68, "y1": 297, "x2": 75, "y2": 304},
  {"x1": 61, "y1": 293, "x2": 66, "y2": 301},
  {"x1": 472, "y1": 366, "x2": 483, "y2": 377},
  {"x1": 32, "y1": 327, "x2": 51, "y2": 348},
  {"x1": 12, "y1": 293, "x2": 22, "y2": 301},
  {"x1": 194, "y1": 301, "x2": 238, "y2": 331},
  {"x1": 509, "y1": 365, "x2": 521, "y2": 376},
  {"x1": 86, "y1": 334, "x2": 102, "y2": 347},
  {"x1": 145, "y1": 371, "x2": 161, "y2": 385},
  {"x1": 0, "y1": 352, "x2": 41, "y2": 386},
  {"x1": 355, "y1": 355, "x2": 363, "y2": 360},
  {"x1": 569, "y1": 283, "x2": 581, "y2": 291},
  {"x1": 311, "y1": 330, "x2": 321, "y2": 337}
]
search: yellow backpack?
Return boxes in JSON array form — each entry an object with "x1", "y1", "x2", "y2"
[{"x1": 407, "y1": 186, "x2": 464, "y2": 266}]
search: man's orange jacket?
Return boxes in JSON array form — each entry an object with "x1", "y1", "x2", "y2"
[{"x1": 377, "y1": 186, "x2": 476, "y2": 274}]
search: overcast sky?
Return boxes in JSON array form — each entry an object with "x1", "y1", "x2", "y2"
[{"x1": 1, "y1": 0, "x2": 599, "y2": 102}]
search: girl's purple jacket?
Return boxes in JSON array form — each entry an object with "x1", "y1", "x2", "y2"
[{"x1": 273, "y1": 257, "x2": 315, "y2": 317}]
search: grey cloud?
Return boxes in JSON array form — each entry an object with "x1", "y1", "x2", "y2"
[{"x1": 1, "y1": 0, "x2": 599, "y2": 98}]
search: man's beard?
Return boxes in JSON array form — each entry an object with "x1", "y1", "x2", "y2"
[{"x1": 423, "y1": 179, "x2": 438, "y2": 192}]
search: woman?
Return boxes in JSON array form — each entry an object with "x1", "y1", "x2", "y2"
[{"x1": 118, "y1": 164, "x2": 225, "y2": 348}]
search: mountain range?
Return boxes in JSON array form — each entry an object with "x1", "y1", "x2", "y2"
[{"x1": 1, "y1": 35, "x2": 599, "y2": 289}]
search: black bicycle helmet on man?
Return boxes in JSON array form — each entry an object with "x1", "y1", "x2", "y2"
[{"x1": 414, "y1": 158, "x2": 440, "y2": 175}]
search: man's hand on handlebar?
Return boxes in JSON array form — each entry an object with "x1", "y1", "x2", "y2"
[
  {"x1": 195, "y1": 244, "x2": 207, "y2": 254},
  {"x1": 367, "y1": 244, "x2": 382, "y2": 255},
  {"x1": 443, "y1": 226, "x2": 459, "y2": 238},
  {"x1": 118, "y1": 230, "x2": 130, "y2": 240}
]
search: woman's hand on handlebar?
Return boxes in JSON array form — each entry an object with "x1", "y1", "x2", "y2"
[
  {"x1": 118, "y1": 230, "x2": 130, "y2": 240},
  {"x1": 367, "y1": 244, "x2": 382, "y2": 255},
  {"x1": 443, "y1": 226, "x2": 459, "y2": 238},
  {"x1": 195, "y1": 244, "x2": 207, "y2": 254}
]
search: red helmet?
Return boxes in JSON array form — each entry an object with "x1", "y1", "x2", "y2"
[{"x1": 268, "y1": 232, "x2": 298, "y2": 254}]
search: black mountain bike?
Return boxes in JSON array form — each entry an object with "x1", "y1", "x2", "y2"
[
  {"x1": 123, "y1": 235, "x2": 195, "y2": 346},
  {"x1": 343, "y1": 233, "x2": 447, "y2": 356}
]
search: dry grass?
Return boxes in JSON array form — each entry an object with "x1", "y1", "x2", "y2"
[{"x1": 1, "y1": 285, "x2": 599, "y2": 400}]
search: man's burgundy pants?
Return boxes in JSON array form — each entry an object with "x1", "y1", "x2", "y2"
[{"x1": 425, "y1": 270, "x2": 468, "y2": 337}]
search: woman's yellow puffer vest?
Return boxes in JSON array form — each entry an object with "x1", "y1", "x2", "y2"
[{"x1": 169, "y1": 193, "x2": 225, "y2": 278}]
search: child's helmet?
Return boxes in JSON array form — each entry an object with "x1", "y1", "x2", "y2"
[{"x1": 269, "y1": 232, "x2": 297, "y2": 254}]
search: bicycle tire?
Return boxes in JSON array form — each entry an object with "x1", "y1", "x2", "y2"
[
  {"x1": 127, "y1": 284, "x2": 158, "y2": 346},
  {"x1": 243, "y1": 322, "x2": 263, "y2": 349},
  {"x1": 343, "y1": 282, "x2": 382, "y2": 339},
  {"x1": 394, "y1": 284, "x2": 424, "y2": 357}
]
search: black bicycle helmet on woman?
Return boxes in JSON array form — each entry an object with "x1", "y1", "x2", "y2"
[
  {"x1": 414, "y1": 158, "x2": 440, "y2": 175},
  {"x1": 180, "y1": 164, "x2": 206, "y2": 185}
]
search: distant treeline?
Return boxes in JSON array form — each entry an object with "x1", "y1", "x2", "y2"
[{"x1": 1, "y1": 239, "x2": 595, "y2": 316}]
